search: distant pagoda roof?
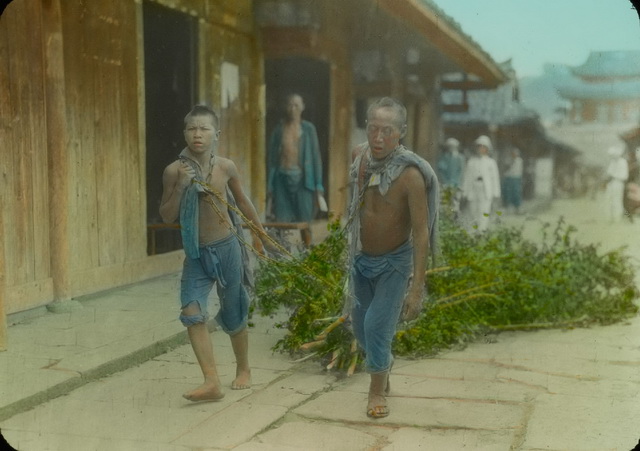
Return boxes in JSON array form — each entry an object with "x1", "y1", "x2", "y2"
[
  {"x1": 572, "y1": 50, "x2": 640, "y2": 79},
  {"x1": 557, "y1": 78, "x2": 640, "y2": 100}
]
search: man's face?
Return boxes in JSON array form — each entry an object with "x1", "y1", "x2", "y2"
[
  {"x1": 476, "y1": 145, "x2": 488, "y2": 156},
  {"x1": 286, "y1": 95, "x2": 304, "y2": 120},
  {"x1": 184, "y1": 114, "x2": 218, "y2": 154},
  {"x1": 366, "y1": 107, "x2": 404, "y2": 160}
]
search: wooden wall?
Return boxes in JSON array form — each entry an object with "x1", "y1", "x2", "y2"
[
  {"x1": 0, "y1": 0, "x2": 264, "y2": 314},
  {"x1": 0, "y1": 0, "x2": 54, "y2": 313}
]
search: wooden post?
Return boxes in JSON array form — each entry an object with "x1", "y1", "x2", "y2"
[
  {"x1": 0, "y1": 194, "x2": 7, "y2": 351},
  {"x1": 42, "y1": 0, "x2": 71, "y2": 305}
]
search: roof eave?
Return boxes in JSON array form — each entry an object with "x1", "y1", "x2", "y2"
[{"x1": 376, "y1": 0, "x2": 507, "y2": 87}]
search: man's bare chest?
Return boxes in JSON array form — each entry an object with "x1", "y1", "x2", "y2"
[{"x1": 361, "y1": 184, "x2": 406, "y2": 216}]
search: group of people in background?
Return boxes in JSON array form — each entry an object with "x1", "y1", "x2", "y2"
[
  {"x1": 437, "y1": 134, "x2": 523, "y2": 232},
  {"x1": 437, "y1": 135, "x2": 636, "y2": 228}
]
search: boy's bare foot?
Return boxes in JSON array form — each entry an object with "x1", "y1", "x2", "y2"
[
  {"x1": 231, "y1": 369, "x2": 252, "y2": 390},
  {"x1": 183, "y1": 382, "x2": 225, "y2": 402},
  {"x1": 366, "y1": 393, "x2": 389, "y2": 419}
]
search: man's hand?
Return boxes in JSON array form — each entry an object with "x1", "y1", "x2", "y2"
[{"x1": 401, "y1": 288, "x2": 424, "y2": 321}]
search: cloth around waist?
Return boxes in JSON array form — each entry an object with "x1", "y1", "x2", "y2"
[{"x1": 355, "y1": 240, "x2": 413, "y2": 278}]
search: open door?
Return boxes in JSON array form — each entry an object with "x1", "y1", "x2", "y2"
[{"x1": 143, "y1": 1, "x2": 197, "y2": 254}]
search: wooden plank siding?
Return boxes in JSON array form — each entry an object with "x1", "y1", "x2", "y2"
[
  {"x1": 1, "y1": 0, "x2": 504, "y2": 319},
  {"x1": 0, "y1": 0, "x2": 54, "y2": 314},
  {"x1": 1, "y1": 0, "x2": 264, "y2": 316}
]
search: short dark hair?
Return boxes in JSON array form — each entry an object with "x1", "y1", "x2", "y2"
[
  {"x1": 184, "y1": 104, "x2": 220, "y2": 129},
  {"x1": 367, "y1": 97, "x2": 407, "y2": 128},
  {"x1": 284, "y1": 93, "x2": 304, "y2": 105}
]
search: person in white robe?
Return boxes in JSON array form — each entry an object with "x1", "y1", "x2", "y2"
[
  {"x1": 462, "y1": 135, "x2": 501, "y2": 232},
  {"x1": 605, "y1": 146, "x2": 629, "y2": 222}
]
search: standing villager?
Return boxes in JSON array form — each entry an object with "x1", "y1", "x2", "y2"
[
  {"x1": 437, "y1": 137, "x2": 465, "y2": 188},
  {"x1": 437, "y1": 137, "x2": 465, "y2": 219},
  {"x1": 159, "y1": 105, "x2": 275, "y2": 401},
  {"x1": 502, "y1": 148, "x2": 524, "y2": 214},
  {"x1": 347, "y1": 97, "x2": 439, "y2": 419},
  {"x1": 462, "y1": 135, "x2": 501, "y2": 232},
  {"x1": 267, "y1": 94, "x2": 325, "y2": 247},
  {"x1": 605, "y1": 146, "x2": 629, "y2": 222}
]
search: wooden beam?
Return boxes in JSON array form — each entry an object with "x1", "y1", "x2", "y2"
[
  {"x1": 354, "y1": 80, "x2": 395, "y2": 98},
  {"x1": 42, "y1": 0, "x2": 71, "y2": 302},
  {"x1": 442, "y1": 104, "x2": 470, "y2": 113},
  {"x1": 0, "y1": 193, "x2": 6, "y2": 351},
  {"x1": 441, "y1": 80, "x2": 492, "y2": 91}
]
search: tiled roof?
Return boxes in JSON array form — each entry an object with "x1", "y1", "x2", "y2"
[
  {"x1": 557, "y1": 78, "x2": 640, "y2": 100},
  {"x1": 572, "y1": 51, "x2": 640, "y2": 78},
  {"x1": 417, "y1": 0, "x2": 499, "y2": 73}
]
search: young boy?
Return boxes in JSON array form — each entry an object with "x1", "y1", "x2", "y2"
[{"x1": 160, "y1": 104, "x2": 273, "y2": 401}]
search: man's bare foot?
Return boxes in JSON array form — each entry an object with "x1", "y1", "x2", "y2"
[
  {"x1": 231, "y1": 369, "x2": 251, "y2": 390},
  {"x1": 183, "y1": 382, "x2": 225, "y2": 402},
  {"x1": 367, "y1": 393, "x2": 389, "y2": 419}
]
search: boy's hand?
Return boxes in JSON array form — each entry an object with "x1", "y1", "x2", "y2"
[
  {"x1": 262, "y1": 237, "x2": 282, "y2": 257},
  {"x1": 177, "y1": 161, "x2": 196, "y2": 189},
  {"x1": 251, "y1": 233, "x2": 265, "y2": 255}
]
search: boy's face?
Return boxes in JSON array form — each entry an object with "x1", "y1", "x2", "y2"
[
  {"x1": 184, "y1": 114, "x2": 218, "y2": 154},
  {"x1": 366, "y1": 107, "x2": 404, "y2": 160}
]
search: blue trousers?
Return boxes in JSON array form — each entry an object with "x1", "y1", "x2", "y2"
[
  {"x1": 503, "y1": 176, "x2": 522, "y2": 208},
  {"x1": 351, "y1": 240, "x2": 413, "y2": 373}
]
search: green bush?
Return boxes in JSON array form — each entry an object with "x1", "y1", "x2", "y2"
[{"x1": 255, "y1": 196, "x2": 639, "y2": 370}]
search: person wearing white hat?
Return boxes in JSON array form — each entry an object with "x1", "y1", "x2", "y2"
[
  {"x1": 604, "y1": 146, "x2": 629, "y2": 222},
  {"x1": 462, "y1": 135, "x2": 501, "y2": 232}
]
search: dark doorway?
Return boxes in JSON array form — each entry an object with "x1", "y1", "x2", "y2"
[
  {"x1": 143, "y1": 1, "x2": 196, "y2": 254},
  {"x1": 265, "y1": 57, "x2": 331, "y2": 213}
]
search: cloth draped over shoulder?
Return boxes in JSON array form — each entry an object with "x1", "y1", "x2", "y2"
[
  {"x1": 267, "y1": 120, "x2": 324, "y2": 194},
  {"x1": 177, "y1": 149, "x2": 254, "y2": 288},
  {"x1": 348, "y1": 143, "x2": 440, "y2": 265}
]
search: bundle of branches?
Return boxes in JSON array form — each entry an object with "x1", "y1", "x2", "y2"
[
  {"x1": 395, "y1": 213, "x2": 639, "y2": 356},
  {"x1": 255, "y1": 219, "x2": 363, "y2": 373},
  {"x1": 255, "y1": 199, "x2": 639, "y2": 372}
]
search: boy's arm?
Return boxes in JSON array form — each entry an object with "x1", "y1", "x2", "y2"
[
  {"x1": 159, "y1": 161, "x2": 195, "y2": 223},
  {"x1": 226, "y1": 160, "x2": 274, "y2": 253}
]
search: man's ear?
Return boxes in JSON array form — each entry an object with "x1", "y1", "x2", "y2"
[{"x1": 400, "y1": 124, "x2": 408, "y2": 139}]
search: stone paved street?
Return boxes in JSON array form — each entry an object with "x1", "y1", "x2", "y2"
[{"x1": 1, "y1": 197, "x2": 640, "y2": 451}]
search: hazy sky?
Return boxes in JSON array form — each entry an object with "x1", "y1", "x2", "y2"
[{"x1": 431, "y1": 0, "x2": 640, "y2": 77}]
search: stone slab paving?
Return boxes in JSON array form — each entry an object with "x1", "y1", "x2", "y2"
[{"x1": 2, "y1": 199, "x2": 640, "y2": 450}]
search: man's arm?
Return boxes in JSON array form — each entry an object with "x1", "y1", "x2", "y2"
[
  {"x1": 401, "y1": 167, "x2": 429, "y2": 321},
  {"x1": 159, "y1": 161, "x2": 194, "y2": 223},
  {"x1": 308, "y1": 123, "x2": 324, "y2": 193}
]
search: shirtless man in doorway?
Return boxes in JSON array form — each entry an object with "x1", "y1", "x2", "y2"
[{"x1": 267, "y1": 94, "x2": 324, "y2": 247}]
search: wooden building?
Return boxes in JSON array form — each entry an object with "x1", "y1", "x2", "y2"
[
  {"x1": 442, "y1": 60, "x2": 579, "y2": 200},
  {"x1": 0, "y1": 0, "x2": 505, "y2": 333}
]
